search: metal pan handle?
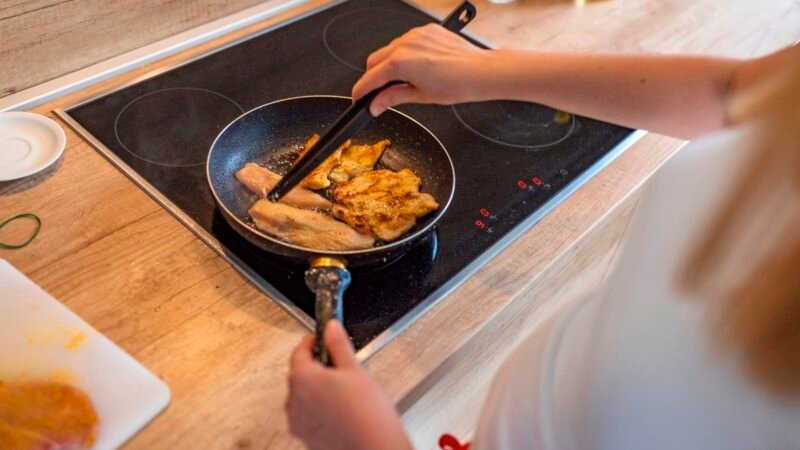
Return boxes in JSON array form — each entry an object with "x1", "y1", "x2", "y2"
[
  {"x1": 305, "y1": 258, "x2": 352, "y2": 365},
  {"x1": 441, "y1": 0, "x2": 477, "y2": 32}
]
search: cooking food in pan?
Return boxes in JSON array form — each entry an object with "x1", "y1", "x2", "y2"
[
  {"x1": 249, "y1": 200, "x2": 375, "y2": 251},
  {"x1": 207, "y1": 0, "x2": 471, "y2": 365},
  {"x1": 235, "y1": 163, "x2": 332, "y2": 210},
  {"x1": 235, "y1": 135, "x2": 439, "y2": 250},
  {"x1": 294, "y1": 134, "x2": 351, "y2": 190},
  {"x1": 328, "y1": 139, "x2": 390, "y2": 183},
  {"x1": 332, "y1": 169, "x2": 439, "y2": 241},
  {"x1": 0, "y1": 380, "x2": 98, "y2": 449}
]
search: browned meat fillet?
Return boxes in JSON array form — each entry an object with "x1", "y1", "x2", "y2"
[
  {"x1": 328, "y1": 139, "x2": 390, "y2": 183},
  {"x1": 249, "y1": 199, "x2": 375, "y2": 251},
  {"x1": 294, "y1": 134, "x2": 320, "y2": 164},
  {"x1": 332, "y1": 168, "x2": 439, "y2": 242},
  {"x1": 294, "y1": 134, "x2": 351, "y2": 190},
  {"x1": 235, "y1": 163, "x2": 332, "y2": 210}
]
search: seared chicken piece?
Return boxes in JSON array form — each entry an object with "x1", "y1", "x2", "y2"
[
  {"x1": 332, "y1": 168, "x2": 439, "y2": 241},
  {"x1": 294, "y1": 134, "x2": 351, "y2": 190},
  {"x1": 249, "y1": 200, "x2": 375, "y2": 251},
  {"x1": 235, "y1": 163, "x2": 331, "y2": 210},
  {"x1": 0, "y1": 381, "x2": 98, "y2": 450},
  {"x1": 295, "y1": 133, "x2": 320, "y2": 162},
  {"x1": 328, "y1": 139, "x2": 390, "y2": 183}
]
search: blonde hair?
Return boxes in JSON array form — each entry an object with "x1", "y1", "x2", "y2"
[{"x1": 682, "y1": 51, "x2": 800, "y2": 393}]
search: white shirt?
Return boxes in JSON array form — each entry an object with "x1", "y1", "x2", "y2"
[{"x1": 471, "y1": 127, "x2": 800, "y2": 450}]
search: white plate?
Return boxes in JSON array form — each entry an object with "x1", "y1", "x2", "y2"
[
  {"x1": 0, "y1": 259, "x2": 171, "y2": 450},
  {"x1": 0, "y1": 112, "x2": 66, "y2": 181}
]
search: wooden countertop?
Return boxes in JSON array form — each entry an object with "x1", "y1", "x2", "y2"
[{"x1": 1, "y1": 1, "x2": 798, "y2": 448}]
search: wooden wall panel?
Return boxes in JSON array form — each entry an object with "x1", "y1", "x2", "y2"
[
  {"x1": 3, "y1": 0, "x2": 798, "y2": 99},
  {"x1": 0, "y1": 0, "x2": 269, "y2": 97}
]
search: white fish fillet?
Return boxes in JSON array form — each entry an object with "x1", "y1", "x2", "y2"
[
  {"x1": 249, "y1": 200, "x2": 375, "y2": 251},
  {"x1": 235, "y1": 163, "x2": 331, "y2": 210}
]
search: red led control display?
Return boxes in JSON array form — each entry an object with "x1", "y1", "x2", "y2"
[
  {"x1": 517, "y1": 176, "x2": 552, "y2": 192},
  {"x1": 478, "y1": 174, "x2": 557, "y2": 234},
  {"x1": 474, "y1": 208, "x2": 497, "y2": 233}
]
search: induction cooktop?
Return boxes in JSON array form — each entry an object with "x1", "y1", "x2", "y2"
[{"x1": 56, "y1": 0, "x2": 642, "y2": 358}]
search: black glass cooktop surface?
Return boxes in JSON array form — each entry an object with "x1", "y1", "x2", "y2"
[{"x1": 62, "y1": 0, "x2": 637, "y2": 354}]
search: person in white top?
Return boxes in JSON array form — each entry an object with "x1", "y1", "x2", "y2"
[{"x1": 285, "y1": 24, "x2": 800, "y2": 450}]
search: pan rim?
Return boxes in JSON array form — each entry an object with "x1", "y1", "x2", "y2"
[{"x1": 207, "y1": 94, "x2": 456, "y2": 257}]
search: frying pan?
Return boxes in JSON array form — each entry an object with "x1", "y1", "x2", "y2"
[{"x1": 207, "y1": 95, "x2": 455, "y2": 363}]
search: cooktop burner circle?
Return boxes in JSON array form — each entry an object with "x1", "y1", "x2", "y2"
[
  {"x1": 114, "y1": 87, "x2": 245, "y2": 167},
  {"x1": 323, "y1": 8, "x2": 430, "y2": 72},
  {"x1": 452, "y1": 101, "x2": 576, "y2": 149}
]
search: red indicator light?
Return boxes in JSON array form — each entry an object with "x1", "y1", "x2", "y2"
[
  {"x1": 475, "y1": 220, "x2": 486, "y2": 229},
  {"x1": 532, "y1": 177, "x2": 543, "y2": 186},
  {"x1": 479, "y1": 208, "x2": 490, "y2": 217},
  {"x1": 517, "y1": 180, "x2": 527, "y2": 189}
]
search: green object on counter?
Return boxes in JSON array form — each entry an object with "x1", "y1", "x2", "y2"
[{"x1": 0, "y1": 213, "x2": 42, "y2": 249}]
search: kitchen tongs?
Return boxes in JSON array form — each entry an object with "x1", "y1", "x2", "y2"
[{"x1": 267, "y1": 0, "x2": 476, "y2": 203}]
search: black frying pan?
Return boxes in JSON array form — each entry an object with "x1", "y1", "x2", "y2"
[{"x1": 207, "y1": 95, "x2": 455, "y2": 363}]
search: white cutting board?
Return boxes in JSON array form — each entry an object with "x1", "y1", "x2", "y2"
[{"x1": 0, "y1": 259, "x2": 170, "y2": 449}]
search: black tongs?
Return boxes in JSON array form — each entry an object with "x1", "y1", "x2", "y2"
[{"x1": 267, "y1": 1, "x2": 476, "y2": 203}]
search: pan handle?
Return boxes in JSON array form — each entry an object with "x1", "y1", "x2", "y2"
[
  {"x1": 441, "y1": 0, "x2": 477, "y2": 32},
  {"x1": 305, "y1": 257, "x2": 352, "y2": 366}
]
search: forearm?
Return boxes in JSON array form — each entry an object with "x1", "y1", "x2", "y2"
[
  {"x1": 354, "y1": 27, "x2": 791, "y2": 136},
  {"x1": 479, "y1": 50, "x2": 742, "y2": 139}
]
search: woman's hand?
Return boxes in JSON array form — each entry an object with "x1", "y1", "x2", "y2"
[
  {"x1": 286, "y1": 320, "x2": 412, "y2": 450},
  {"x1": 352, "y1": 23, "x2": 497, "y2": 116}
]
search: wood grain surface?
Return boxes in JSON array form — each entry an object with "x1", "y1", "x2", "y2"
[
  {"x1": 1, "y1": 0, "x2": 798, "y2": 449},
  {"x1": 0, "y1": 0, "x2": 274, "y2": 98}
]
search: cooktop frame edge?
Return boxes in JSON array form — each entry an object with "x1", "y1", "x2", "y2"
[{"x1": 53, "y1": 0, "x2": 648, "y2": 362}]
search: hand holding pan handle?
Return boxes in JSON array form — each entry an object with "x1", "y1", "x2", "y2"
[
  {"x1": 306, "y1": 258, "x2": 351, "y2": 365},
  {"x1": 267, "y1": 0, "x2": 476, "y2": 204}
]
